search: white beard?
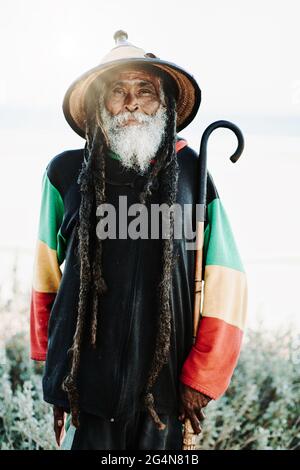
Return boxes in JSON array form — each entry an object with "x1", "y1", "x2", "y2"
[{"x1": 99, "y1": 101, "x2": 167, "y2": 174}]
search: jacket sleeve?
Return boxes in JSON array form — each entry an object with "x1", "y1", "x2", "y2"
[
  {"x1": 30, "y1": 169, "x2": 65, "y2": 361},
  {"x1": 179, "y1": 171, "x2": 248, "y2": 399}
]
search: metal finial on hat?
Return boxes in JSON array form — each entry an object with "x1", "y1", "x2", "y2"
[{"x1": 113, "y1": 30, "x2": 129, "y2": 46}]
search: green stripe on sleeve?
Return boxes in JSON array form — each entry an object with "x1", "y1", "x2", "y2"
[
  {"x1": 204, "y1": 198, "x2": 245, "y2": 272},
  {"x1": 38, "y1": 172, "x2": 65, "y2": 256}
]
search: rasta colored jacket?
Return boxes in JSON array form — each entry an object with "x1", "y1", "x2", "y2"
[{"x1": 30, "y1": 138, "x2": 248, "y2": 421}]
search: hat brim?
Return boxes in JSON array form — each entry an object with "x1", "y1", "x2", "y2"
[{"x1": 62, "y1": 57, "x2": 201, "y2": 138}]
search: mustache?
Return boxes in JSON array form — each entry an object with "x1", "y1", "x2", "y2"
[{"x1": 111, "y1": 111, "x2": 155, "y2": 126}]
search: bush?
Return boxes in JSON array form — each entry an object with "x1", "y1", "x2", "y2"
[
  {"x1": 0, "y1": 325, "x2": 299, "y2": 450},
  {"x1": 0, "y1": 333, "x2": 55, "y2": 450},
  {"x1": 199, "y1": 327, "x2": 300, "y2": 450}
]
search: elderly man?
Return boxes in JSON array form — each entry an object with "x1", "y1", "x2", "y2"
[{"x1": 30, "y1": 31, "x2": 248, "y2": 450}]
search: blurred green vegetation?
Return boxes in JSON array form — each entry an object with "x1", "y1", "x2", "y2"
[
  {"x1": 0, "y1": 260, "x2": 299, "y2": 449},
  {"x1": 0, "y1": 326, "x2": 299, "y2": 450}
]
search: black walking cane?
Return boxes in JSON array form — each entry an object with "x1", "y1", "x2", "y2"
[{"x1": 182, "y1": 120, "x2": 244, "y2": 450}]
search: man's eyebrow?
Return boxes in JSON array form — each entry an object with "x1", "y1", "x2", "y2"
[
  {"x1": 138, "y1": 81, "x2": 156, "y2": 88},
  {"x1": 109, "y1": 80, "x2": 157, "y2": 89}
]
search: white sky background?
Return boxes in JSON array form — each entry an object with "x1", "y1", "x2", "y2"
[{"x1": 0, "y1": 0, "x2": 300, "y2": 330}]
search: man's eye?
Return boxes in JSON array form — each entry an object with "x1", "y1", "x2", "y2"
[
  {"x1": 139, "y1": 89, "x2": 153, "y2": 95},
  {"x1": 112, "y1": 88, "x2": 125, "y2": 95}
]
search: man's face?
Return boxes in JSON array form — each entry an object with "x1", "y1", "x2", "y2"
[
  {"x1": 99, "y1": 67, "x2": 168, "y2": 174},
  {"x1": 104, "y1": 69, "x2": 162, "y2": 125}
]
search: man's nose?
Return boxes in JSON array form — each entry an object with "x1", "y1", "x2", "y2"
[{"x1": 124, "y1": 93, "x2": 139, "y2": 112}]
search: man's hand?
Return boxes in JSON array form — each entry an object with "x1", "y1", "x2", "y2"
[
  {"x1": 178, "y1": 382, "x2": 212, "y2": 434},
  {"x1": 53, "y1": 405, "x2": 65, "y2": 446}
]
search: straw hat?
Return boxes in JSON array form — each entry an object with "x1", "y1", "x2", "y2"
[{"x1": 62, "y1": 31, "x2": 201, "y2": 138}]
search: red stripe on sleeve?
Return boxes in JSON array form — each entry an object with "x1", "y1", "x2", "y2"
[
  {"x1": 179, "y1": 316, "x2": 243, "y2": 399},
  {"x1": 30, "y1": 288, "x2": 57, "y2": 361}
]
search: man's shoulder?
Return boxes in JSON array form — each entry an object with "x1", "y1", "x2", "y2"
[
  {"x1": 46, "y1": 148, "x2": 84, "y2": 186},
  {"x1": 176, "y1": 136, "x2": 198, "y2": 160},
  {"x1": 176, "y1": 139, "x2": 199, "y2": 176},
  {"x1": 44, "y1": 148, "x2": 84, "y2": 197},
  {"x1": 178, "y1": 144, "x2": 198, "y2": 160},
  {"x1": 46, "y1": 148, "x2": 84, "y2": 174},
  {"x1": 176, "y1": 140, "x2": 218, "y2": 199}
]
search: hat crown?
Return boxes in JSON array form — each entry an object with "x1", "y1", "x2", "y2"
[
  {"x1": 100, "y1": 30, "x2": 146, "y2": 64},
  {"x1": 113, "y1": 30, "x2": 130, "y2": 46}
]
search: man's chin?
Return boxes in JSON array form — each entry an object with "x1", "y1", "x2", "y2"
[{"x1": 118, "y1": 121, "x2": 146, "y2": 128}]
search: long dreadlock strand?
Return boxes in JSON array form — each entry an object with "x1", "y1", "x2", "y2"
[
  {"x1": 90, "y1": 107, "x2": 109, "y2": 346},
  {"x1": 143, "y1": 156, "x2": 179, "y2": 430},
  {"x1": 139, "y1": 93, "x2": 179, "y2": 430},
  {"x1": 61, "y1": 109, "x2": 108, "y2": 427},
  {"x1": 61, "y1": 120, "x2": 97, "y2": 427}
]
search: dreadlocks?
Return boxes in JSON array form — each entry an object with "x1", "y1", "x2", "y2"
[{"x1": 62, "y1": 72, "x2": 179, "y2": 432}]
